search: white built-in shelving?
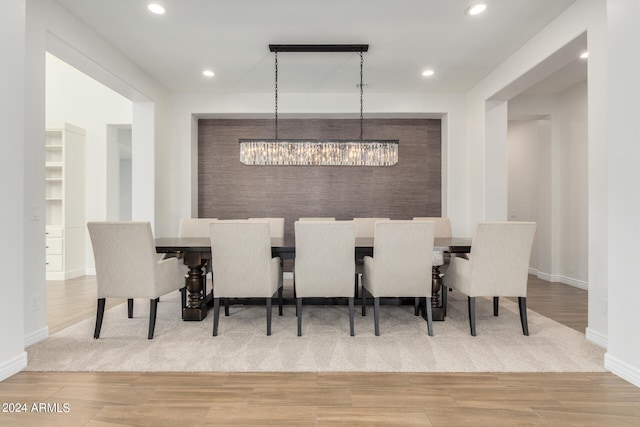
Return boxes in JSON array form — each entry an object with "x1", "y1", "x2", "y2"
[{"x1": 45, "y1": 123, "x2": 85, "y2": 280}]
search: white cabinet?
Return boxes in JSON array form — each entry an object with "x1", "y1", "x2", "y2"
[{"x1": 46, "y1": 123, "x2": 85, "y2": 280}]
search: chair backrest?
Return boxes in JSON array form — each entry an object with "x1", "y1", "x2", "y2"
[
  {"x1": 353, "y1": 217, "x2": 390, "y2": 238},
  {"x1": 371, "y1": 220, "x2": 435, "y2": 297},
  {"x1": 413, "y1": 217, "x2": 452, "y2": 238},
  {"x1": 468, "y1": 222, "x2": 537, "y2": 297},
  {"x1": 299, "y1": 217, "x2": 335, "y2": 221},
  {"x1": 209, "y1": 220, "x2": 274, "y2": 298},
  {"x1": 179, "y1": 218, "x2": 218, "y2": 237},
  {"x1": 87, "y1": 221, "x2": 157, "y2": 299},
  {"x1": 248, "y1": 217, "x2": 285, "y2": 238},
  {"x1": 294, "y1": 221, "x2": 355, "y2": 298}
]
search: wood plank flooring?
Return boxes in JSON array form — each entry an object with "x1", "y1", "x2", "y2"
[{"x1": 2, "y1": 276, "x2": 638, "y2": 426}]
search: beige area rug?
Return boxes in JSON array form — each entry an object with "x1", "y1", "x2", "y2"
[{"x1": 25, "y1": 290, "x2": 605, "y2": 372}]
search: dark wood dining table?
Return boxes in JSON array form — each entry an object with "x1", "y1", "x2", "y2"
[{"x1": 155, "y1": 236, "x2": 471, "y2": 321}]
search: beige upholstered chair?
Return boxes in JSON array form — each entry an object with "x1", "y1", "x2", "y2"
[
  {"x1": 353, "y1": 218, "x2": 389, "y2": 297},
  {"x1": 294, "y1": 221, "x2": 356, "y2": 336},
  {"x1": 87, "y1": 221, "x2": 185, "y2": 339},
  {"x1": 179, "y1": 218, "x2": 218, "y2": 237},
  {"x1": 413, "y1": 216, "x2": 453, "y2": 313},
  {"x1": 209, "y1": 221, "x2": 283, "y2": 336},
  {"x1": 413, "y1": 217, "x2": 452, "y2": 267},
  {"x1": 361, "y1": 220, "x2": 435, "y2": 336},
  {"x1": 248, "y1": 217, "x2": 285, "y2": 239},
  {"x1": 443, "y1": 221, "x2": 536, "y2": 336},
  {"x1": 299, "y1": 217, "x2": 335, "y2": 221},
  {"x1": 353, "y1": 217, "x2": 390, "y2": 238}
]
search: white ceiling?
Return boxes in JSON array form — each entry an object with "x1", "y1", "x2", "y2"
[{"x1": 54, "y1": 0, "x2": 580, "y2": 95}]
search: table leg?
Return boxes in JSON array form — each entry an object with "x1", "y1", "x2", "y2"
[
  {"x1": 182, "y1": 252, "x2": 208, "y2": 321},
  {"x1": 423, "y1": 266, "x2": 445, "y2": 321}
]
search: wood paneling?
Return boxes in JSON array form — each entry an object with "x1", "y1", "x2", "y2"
[{"x1": 198, "y1": 118, "x2": 441, "y2": 237}]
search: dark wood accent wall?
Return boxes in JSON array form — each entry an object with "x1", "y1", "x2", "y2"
[{"x1": 198, "y1": 118, "x2": 441, "y2": 238}]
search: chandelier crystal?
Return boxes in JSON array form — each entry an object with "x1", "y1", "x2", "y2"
[{"x1": 240, "y1": 139, "x2": 398, "y2": 166}]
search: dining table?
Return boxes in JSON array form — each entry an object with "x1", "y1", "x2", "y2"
[{"x1": 155, "y1": 236, "x2": 472, "y2": 322}]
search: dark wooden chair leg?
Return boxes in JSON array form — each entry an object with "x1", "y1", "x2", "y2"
[
  {"x1": 425, "y1": 296, "x2": 434, "y2": 337},
  {"x1": 519, "y1": 297, "x2": 529, "y2": 336},
  {"x1": 224, "y1": 298, "x2": 230, "y2": 316},
  {"x1": 128, "y1": 298, "x2": 134, "y2": 318},
  {"x1": 361, "y1": 287, "x2": 367, "y2": 316},
  {"x1": 442, "y1": 284, "x2": 448, "y2": 317},
  {"x1": 297, "y1": 298, "x2": 303, "y2": 336},
  {"x1": 180, "y1": 287, "x2": 186, "y2": 310},
  {"x1": 354, "y1": 273, "x2": 359, "y2": 298},
  {"x1": 148, "y1": 298, "x2": 158, "y2": 339},
  {"x1": 94, "y1": 298, "x2": 106, "y2": 339},
  {"x1": 348, "y1": 296, "x2": 355, "y2": 336},
  {"x1": 278, "y1": 286, "x2": 283, "y2": 316},
  {"x1": 374, "y1": 297, "x2": 380, "y2": 336},
  {"x1": 493, "y1": 296, "x2": 499, "y2": 316},
  {"x1": 414, "y1": 297, "x2": 420, "y2": 316},
  {"x1": 212, "y1": 297, "x2": 220, "y2": 336},
  {"x1": 266, "y1": 297, "x2": 272, "y2": 336},
  {"x1": 468, "y1": 296, "x2": 476, "y2": 336}
]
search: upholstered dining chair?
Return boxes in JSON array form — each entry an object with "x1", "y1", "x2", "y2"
[
  {"x1": 248, "y1": 217, "x2": 285, "y2": 239},
  {"x1": 361, "y1": 220, "x2": 435, "y2": 336},
  {"x1": 413, "y1": 216, "x2": 452, "y2": 313},
  {"x1": 179, "y1": 217, "x2": 219, "y2": 238},
  {"x1": 87, "y1": 221, "x2": 185, "y2": 339},
  {"x1": 299, "y1": 217, "x2": 336, "y2": 221},
  {"x1": 209, "y1": 220, "x2": 283, "y2": 336},
  {"x1": 294, "y1": 221, "x2": 356, "y2": 336},
  {"x1": 353, "y1": 218, "x2": 389, "y2": 297},
  {"x1": 443, "y1": 221, "x2": 536, "y2": 336}
]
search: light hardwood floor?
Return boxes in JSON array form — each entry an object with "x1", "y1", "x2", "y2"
[{"x1": 1, "y1": 276, "x2": 639, "y2": 426}]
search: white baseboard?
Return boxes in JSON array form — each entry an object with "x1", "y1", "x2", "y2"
[
  {"x1": 24, "y1": 326, "x2": 49, "y2": 347},
  {"x1": 586, "y1": 327, "x2": 608, "y2": 348},
  {"x1": 605, "y1": 353, "x2": 640, "y2": 388},
  {"x1": 0, "y1": 351, "x2": 28, "y2": 382},
  {"x1": 85, "y1": 268, "x2": 96, "y2": 276},
  {"x1": 529, "y1": 268, "x2": 589, "y2": 290},
  {"x1": 64, "y1": 269, "x2": 85, "y2": 280}
]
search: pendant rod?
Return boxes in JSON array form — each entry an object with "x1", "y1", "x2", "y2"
[{"x1": 274, "y1": 51, "x2": 278, "y2": 139}]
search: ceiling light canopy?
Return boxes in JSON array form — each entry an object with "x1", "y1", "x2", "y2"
[
  {"x1": 422, "y1": 69, "x2": 435, "y2": 77},
  {"x1": 148, "y1": 3, "x2": 165, "y2": 15},
  {"x1": 202, "y1": 70, "x2": 215, "y2": 77},
  {"x1": 466, "y1": 2, "x2": 487, "y2": 16}
]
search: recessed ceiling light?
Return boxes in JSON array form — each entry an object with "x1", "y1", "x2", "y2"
[
  {"x1": 580, "y1": 51, "x2": 589, "y2": 59},
  {"x1": 422, "y1": 69, "x2": 435, "y2": 77},
  {"x1": 466, "y1": 2, "x2": 487, "y2": 16},
  {"x1": 148, "y1": 4, "x2": 165, "y2": 15},
  {"x1": 202, "y1": 70, "x2": 215, "y2": 78}
]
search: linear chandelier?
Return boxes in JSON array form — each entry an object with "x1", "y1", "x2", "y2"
[{"x1": 239, "y1": 44, "x2": 399, "y2": 167}]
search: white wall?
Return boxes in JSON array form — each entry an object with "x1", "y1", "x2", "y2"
[
  {"x1": 508, "y1": 81, "x2": 588, "y2": 289},
  {"x1": 168, "y1": 92, "x2": 471, "y2": 237},
  {"x1": 12, "y1": 0, "x2": 172, "y2": 357},
  {"x1": 605, "y1": 0, "x2": 640, "y2": 387},
  {"x1": 507, "y1": 118, "x2": 549, "y2": 271},
  {"x1": 467, "y1": 0, "x2": 608, "y2": 343},
  {"x1": 0, "y1": 0, "x2": 28, "y2": 381},
  {"x1": 45, "y1": 53, "x2": 133, "y2": 272}
]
